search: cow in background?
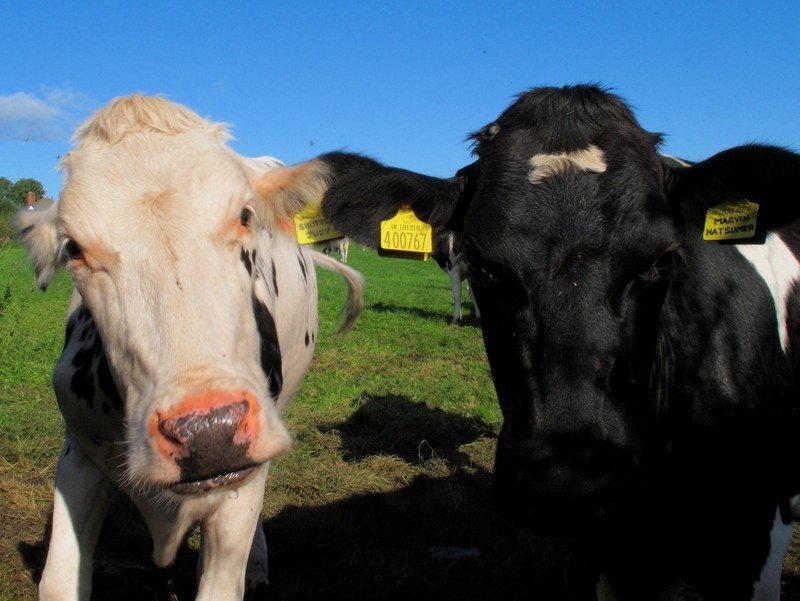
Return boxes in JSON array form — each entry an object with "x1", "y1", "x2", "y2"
[
  {"x1": 431, "y1": 229, "x2": 480, "y2": 324},
  {"x1": 321, "y1": 236, "x2": 350, "y2": 263},
  {"x1": 16, "y1": 95, "x2": 363, "y2": 601},
  {"x1": 301, "y1": 85, "x2": 800, "y2": 599}
]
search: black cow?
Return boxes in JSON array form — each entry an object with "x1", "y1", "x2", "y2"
[{"x1": 313, "y1": 85, "x2": 800, "y2": 599}]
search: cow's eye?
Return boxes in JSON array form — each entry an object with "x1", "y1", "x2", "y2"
[
  {"x1": 64, "y1": 239, "x2": 85, "y2": 262},
  {"x1": 240, "y1": 207, "x2": 254, "y2": 229},
  {"x1": 639, "y1": 249, "x2": 675, "y2": 286}
]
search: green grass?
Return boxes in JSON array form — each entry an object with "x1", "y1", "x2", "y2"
[{"x1": 1, "y1": 244, "x2": 799, "y2": 600}]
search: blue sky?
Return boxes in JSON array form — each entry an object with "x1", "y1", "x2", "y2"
[{"x1": 2, "y1": 1, "x2": 799, "y2": 199}]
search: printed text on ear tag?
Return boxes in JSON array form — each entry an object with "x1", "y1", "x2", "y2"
[
  {"x1": 294, "y1": 201, "x2": 342, "y2": 244},
  {"x1": 380, "y1": 208, "x2": 433, "y2": 253},
  {"x1": 703, "y1": 199, "x2": 759, "y2": 241}
]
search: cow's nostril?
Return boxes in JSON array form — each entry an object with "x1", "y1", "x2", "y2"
[{"x1": 157, "y1": 415, "x2": 187, "y2": 447}]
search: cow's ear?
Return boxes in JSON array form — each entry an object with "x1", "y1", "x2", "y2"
[
  {"x1": 15, "y1": 203, "x2": 62, "y2": 290},
  {"x1": 247, "y1": 159, "x2": 333, "y2": 225},
  {"x1": 445, "y1": 160, "x2": 480, "y2": 233},
  {"x1": 318, "y1": 152, "x2": 477, "y2": 248},
  {"x1": 664, "y1": 144, "x2": 800, "y2": 239}
]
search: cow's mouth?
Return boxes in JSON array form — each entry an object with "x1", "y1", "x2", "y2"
[{"x1": 169, "y1": 465, "x2": 257, "y2": 495}]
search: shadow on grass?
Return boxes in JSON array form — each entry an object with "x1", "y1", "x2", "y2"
[
  {"x1": 16, "y1": 393, "x2": 800, "y2": 600},
  {"x1": 369, "y1": 302, "x2": 480, "y2": 327},
  {"x1": 784, "y1": 572, "x2": 800, "y2": 598},
  {"x1": 264, "y1": 471, "x2": 594, "y2": 601},
  {"x1": 321, "y1": 393, "x2": 496, "y2": 465},
  {"x1": 16, "y1": 396, "x2": 593, "y2": 600}
]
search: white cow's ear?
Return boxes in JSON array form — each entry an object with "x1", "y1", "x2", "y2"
[
  {"x1": 15, "y1": 203, "x2": 62, "y2": 290},
  {"x1": 247, "y1": 159, "x2": 332, "y2": 225}
]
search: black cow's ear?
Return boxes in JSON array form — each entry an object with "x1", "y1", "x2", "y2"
[
  {"x1": 318, "y1": 152, "x2": 472, "y2": 249},
  {"x1": 445, "y1": 160, "x2": 481, "y2": 233},
  {"x1": 665, "y1": 144, "x2": 800, "y2": 239}
]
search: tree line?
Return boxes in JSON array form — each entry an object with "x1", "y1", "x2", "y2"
[
  {"x1": 0, "y1": 177, "x2": 46, "y2": 207},
  {"x1": 0, "y1": 177, "x2": 47, "y2": 241}
]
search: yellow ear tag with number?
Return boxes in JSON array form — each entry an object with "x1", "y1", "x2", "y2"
[
  {"x1": 380, "y1": 208, "x2": 433, "y2": 253},
  {"x1": 703, "y1": 199, "x2": 759, "y2": 241},
  {"x1": 293, "y1": 200, "x2": 342, "y2": 245}
]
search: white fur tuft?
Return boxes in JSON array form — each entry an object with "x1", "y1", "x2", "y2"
[
  {"x1": 529, "y1": 145, "x2": 607, "y2": 184},
  {"x1": 15, "y1": 204, "x2": 62, "y2": 290}
]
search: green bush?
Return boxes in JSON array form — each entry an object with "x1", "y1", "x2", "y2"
[{"x1": 0, "y1": 201, "x2": 17, "y2": 241}]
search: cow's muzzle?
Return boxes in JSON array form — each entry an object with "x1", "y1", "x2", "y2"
[
  {"x1": 491, "y1": 432, "x2": 633, "y2": 535},
  {"x1": 150, "y1": 391, "x2": 272, "y2": 493}
]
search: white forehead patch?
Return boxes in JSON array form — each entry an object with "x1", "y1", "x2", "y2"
[{"x1": 528, "y1": 145, "x2": 607, "y2": 185}]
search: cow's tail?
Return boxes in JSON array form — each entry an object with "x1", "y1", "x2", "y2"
[
  {"x1": 15, "y1": 204, "x2": 61, "y2": 290},
  {"x1": 309, "y1": 250, "x2": 364, "y2": 334}
]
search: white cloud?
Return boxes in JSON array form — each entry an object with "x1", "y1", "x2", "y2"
[
  {"x1": 41, "y1": 82, "x2": 92, "y2": 110},
  {"x1": 0, "y1": 84, "x2": 92, "y2": 142},
  {"x1": 0, "y1": 92, "x2": 60, "y2": 122}
]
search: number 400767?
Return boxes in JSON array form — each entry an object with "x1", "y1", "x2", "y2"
[
  {"x1": 382, "y1": 229, "x2": 431, "y2": 252},
  {"x1": 380, "y1": 209, "x2": 433, "y2": 253}
]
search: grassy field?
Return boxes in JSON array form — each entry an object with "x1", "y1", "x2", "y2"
[{"x1": 1, "y1": 242, "x2": 800, "y2": 600}]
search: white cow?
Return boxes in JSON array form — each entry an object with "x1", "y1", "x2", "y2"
[{"x1": 16, "y1": 95, "x2": 363, "y2": 601}]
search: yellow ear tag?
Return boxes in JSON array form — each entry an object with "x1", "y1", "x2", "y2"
[
  {"x1": 380, "y1": 208, "x2": 433, "y2": 254},
  {"x1": 703, "y1": 199, "x2": 759, "y2": 241},
  {"x1": 293, "y1": 200, "x2": 342, "y2": 245}
]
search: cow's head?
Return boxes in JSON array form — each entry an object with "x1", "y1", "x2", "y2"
[
  {"x1": 315, "y1": 85, "x2": 800, "y2": 534},
  {"x1": 17, "y1": 95, "x2": 343, "y2": 496},
  {"x1": 460, "y1": 86, "x2": 674, "y2": 531}
]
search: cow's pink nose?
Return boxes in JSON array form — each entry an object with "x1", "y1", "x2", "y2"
[{"x1": 151, "y1": 391, "x2": 262, "y2": 485}]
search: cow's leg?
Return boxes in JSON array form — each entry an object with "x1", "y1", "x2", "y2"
[
  {"x1": 39, "y1": 438, "x2": 116, "y2": 601},
  {"x1": 750, "y1": 503, "x2": 793, "y2": 601},
  {"x1": 448, "y1": 267, "x2": 463, "y2": 324},
  {"x1": 596, "y1": 573, "x2": 619, "y2": 601},
  {"x1": 246, "y1": 521, "x2": 270, "y2": 592},
  {"x1": 195, "y1": 464, "x2": 269, "y2": 601},
  {"x1": 691, "y1": 500, "x2": 792, "y2": 601},
  {"x1": 467, "y1": 278, "x2": 481, "y2": 322}
]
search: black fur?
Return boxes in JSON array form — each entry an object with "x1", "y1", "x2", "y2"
[
  {"x1": 97, "y1": 353, "x2": 123, "y2": 412},
  {"x1": 468, "y1": 84, "x2": 662, "y2": 155},
  {"x1": 240, "y1": 248, "x2": 253, "y2": 275},
  {"x1": 66, "y1": 306, "x2": 123, "y2": 411},
  {"x1": 251, "y1": 295, "x2": 283, "y2": 400},
  {"x1": 271, "y1": 259, "x2": 279, "y2": 296},
  {"x1": 70, "y1": 323, "x2": 101, "y2": 406},
  {"x1": 320, "y1": 152, "x2": 468, "y2": 248}
]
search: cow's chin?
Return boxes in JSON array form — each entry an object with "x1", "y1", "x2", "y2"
[
  {"x1": 492, "y1": 487, "x2": 610, "y2": 537},
  {"x1": 490, "y1": 470, "x2": 623, "y2": 537},
  {"x1": 168, "y1": 464, "x2": 258, "y2": 495}
]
